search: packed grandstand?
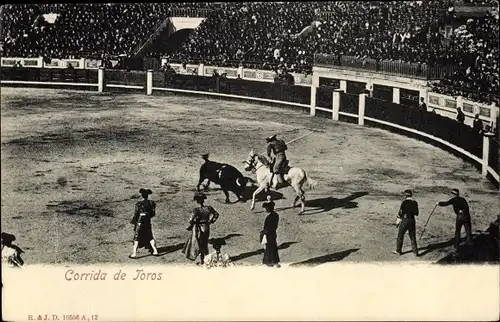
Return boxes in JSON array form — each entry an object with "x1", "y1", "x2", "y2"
[{"x1": 0, "y1": 2, "x2": 498, "y2": 105}]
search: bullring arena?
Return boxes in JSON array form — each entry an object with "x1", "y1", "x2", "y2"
[{"x1": 1, "y1": 86, "x2": 498, "y2": 265}]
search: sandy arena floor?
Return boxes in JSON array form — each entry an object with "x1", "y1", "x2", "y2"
[{"x1": 1, "y1": 87, "x2": 498, "y2": 265}]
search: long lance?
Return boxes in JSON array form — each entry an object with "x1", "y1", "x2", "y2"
[
  {"x1": 419, "y1": 204, "x2": 438, "y2": 241},
  {"x1": 285, "y1": 130, "x2": 315, "y2": 145}
]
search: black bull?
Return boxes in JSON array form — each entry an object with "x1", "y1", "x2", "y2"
[{"x1": 197, "y1": 160, "x2": 254, "y2": 203}]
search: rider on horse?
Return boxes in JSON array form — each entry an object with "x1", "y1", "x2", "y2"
[{"x1": 266, "y1": 134, "x2": 288, "y2": 188}]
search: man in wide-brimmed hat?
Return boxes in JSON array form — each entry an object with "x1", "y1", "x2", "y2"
[
  {"x1": 204, "y1": 238, "x2": 234, "y2": 268},
  {"x1": 393, "y1": 189, "x2": 419, "y2": 256},
  {"x1": 130, "y1": 188, "x2": 159, "y2": 258},
  {"x1": 266, "y1": 134, "x2": 288, "y2": 188},
  {"x1": 261, "y1": 198, "x2": 280, "y2": 268},
  {"x1": 182, "y1": 192, "x2": 220, "y2": 265},
  {"x1": 193, "y1": 191, "x2": 208, "y2": 202},
  {"x1": 437, "y1": 188, "x2": 473, "y2": 250},
  {"x1": 1, "y1": 232, "x2": 24, "y2": 268}
]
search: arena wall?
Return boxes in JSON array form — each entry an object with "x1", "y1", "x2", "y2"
[
  {"x1": 1, "y1": 67, "x2": 498, "y2": 188},
  {"x1": 2, "y1": 56, "x2": 497, "y2": 129}
]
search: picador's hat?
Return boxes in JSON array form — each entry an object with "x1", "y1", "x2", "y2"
[
  {"x1": 451, "y1": 188, "x2": 460, "y2": 196},
  {"x1": 193, "y1": 192, "x2": 207, "y2": 201},
  {"x1": 210, "y1": 238, "x2": 227, "y2": 249},
  {"x1": 404, "y1": 189, "x2": 413, "y2": 197},
  {"x1": 266, "y1": 134, "x2": 277, "y2": 142},
  {"x1": 139, "y1": 188, "x2": 153, "y2": 195}
]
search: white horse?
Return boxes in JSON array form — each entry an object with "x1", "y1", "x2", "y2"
[{"x1": 243, "y1": 149, "x2": 317, "y2": 214}]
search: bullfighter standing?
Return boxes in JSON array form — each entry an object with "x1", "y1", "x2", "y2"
[
  {"x1": 437, "y1": 188, "x2": 473, "y2": 250},
  {"x1": 182, "y1": 192, "x2": 220, "y2": 265},
  {"x1": 261, "y1": 198, "x2": 281, "y2": 268},
  {"x1": 130, "y1": 188, "x2": 159, "y2": 258},
  {"x1": 393, "y1": 189, "x2": 419, "y2": 256}
]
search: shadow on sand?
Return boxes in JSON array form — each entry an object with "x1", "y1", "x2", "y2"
[
  {"x1": 202, "y1": 184, "x2": 284, "y2": 204},
  {"x1": 289, "y1": 248, "x2": 360, "y2": 267},
  {"x1": 241, "y1": 185, "x2": 285, "y2": 202},
  {"x1": 253, "y1": 191, "x2": 369, "y2": 215},
  {"x1": 270, "y1": 191, "x2": 368, "y2": 215},
  {"x1": 401, "y1": 238, "x2": 456, "y2": 257},
  {"x1": 302, "y1": 191, "x2": 369, "y2": 215},
  {"x1": 410, "y1": 217, "x2": 499, "y2": 264},
  {"x1": 138, "y1": 233, "x2": 244, "y2": 259},
  {"x1": 434, "y1": 217, "x2": 499, "y2": 264},
  {"x1": 230, "y1": 241, "x2": 298, "y2": 262},
  {"x1": 154, "y1": 243, "x2": 185, "y2": 258}
]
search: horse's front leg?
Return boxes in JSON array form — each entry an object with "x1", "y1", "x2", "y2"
[
  {"x1": 300, "y1": 194, "x2": 306, "y2": 215},
  {"x1": 251, "y1": 184, "x2": 266, "y2": 210}
]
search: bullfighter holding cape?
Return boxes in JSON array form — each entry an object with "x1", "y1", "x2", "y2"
[{"x1": 182, "y1": 192, "x2": 220, "y2": 265}]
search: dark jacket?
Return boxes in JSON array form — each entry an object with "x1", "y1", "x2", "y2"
[
  {"x1": 267, "y1": 139, "x2": 287, "y2": 157},
  {"x1": 131, "y1": 199, "x2": 156, "y2": 226},
  {"x1": 261, "y1": 211, "x2": 279, "y2": 241},
  {"x1": 438, "y1": 196, "x2": 470, "y2": 220},
  {"x1": 397, "y1": 198, "x2": 419, "y2": 221}
]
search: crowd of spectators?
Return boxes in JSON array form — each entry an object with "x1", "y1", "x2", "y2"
[
  {"x1": 171, "y1": 2, "x2": 316, "y2": 74},
  {"x1": 0, "y1": 3, "x2": 210, "y2": 59},
  {"x1": 1, "y1": 4, "x2": 43, "y2": 58},
  {"x1": 169, "y1": 1, "x2": 498, "y2": 104},
  {"x1": 1, "y1": 2, "x2": 498, "y2": 105},
  {"x1": 298, "y1": 1, "x2": 455, "y2": 65},
  {"x1": 430, "y1": 12, "x2": 499, "y2": 105},
  {"x1": 453, "y1": 0, "x2": 498, "y2": 4}
]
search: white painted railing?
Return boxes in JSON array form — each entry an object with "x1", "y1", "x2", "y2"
[
  {"x1": 427, "y1": 92, "x2": 498, "y2": 128},
  {"x1": 1, "y1": 68, "x2": 498, "y2": 188},
  {"x1": 145, "y1": 70, "x2": 498, "y2": 186},
  {"x1": 2, "y1": 56, "x2": 498, "y2": 129}
]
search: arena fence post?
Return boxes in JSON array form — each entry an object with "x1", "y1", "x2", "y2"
[
  {"x1": 366, "y1": 80, "x2": 373, "y2": 97},
  {"x1": 310, "y1": 74, "x2": 319, "y2": 116},
  {"x1": 358, "y1": 93, "x2": 367, "y2": 126},
  {"x1": 482, "y1": 131, "x2": 494, "y2": 177},
  {"x1": 237, "y1": 65, "x2": 243, "y2": 78},
  {"x1": 457, "y1": 95, "x2": 464, "y2": 112},
  {"x1": 340, "y1": 80, "x2": 347, "y2": 92},
  {"x1": 332, "y1": 89, "x2": 341, "y2": 121},
  {"x1": 98, "y1": 67, "x2": 104, "y2": 93},
  {"x1": 146, "y1": 69, "x2": 153, "y2": 95},
  {"x1": 392, "y1": 87, "x2": 400, "y2": 104}
]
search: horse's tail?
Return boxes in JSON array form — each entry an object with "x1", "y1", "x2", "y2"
[{"x1": 303, "y1": 171, "x2": 317, "y2": 190}]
